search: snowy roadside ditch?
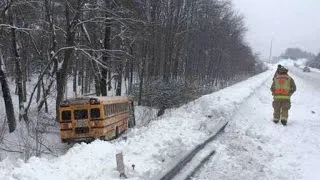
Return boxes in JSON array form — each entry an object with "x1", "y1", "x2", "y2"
[{"x1": 0, "y1": 70, "x2": 274, "y2": 180}]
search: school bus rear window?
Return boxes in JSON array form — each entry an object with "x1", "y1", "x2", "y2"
[
  {"x1": 90, "y1": 108, "x2": 100, "y2": 118},
  {"x1": 61, "y1": 111, "x2": 71, "y2": 121},
  {"x1": 74, "y1": 109, "x2": 88, "y2": 119}
]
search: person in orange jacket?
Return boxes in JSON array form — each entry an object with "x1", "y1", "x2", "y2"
[{"x1": 270, "y1": 66, "x2": 296, "y2": 125}]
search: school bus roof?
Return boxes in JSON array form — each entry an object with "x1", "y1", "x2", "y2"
[
  {"x1": 61, "y1": 96, "x2": 130, "y2": 105},
  {"x1": 95, "y1": 96, "x2": 130, "y2": 104}
]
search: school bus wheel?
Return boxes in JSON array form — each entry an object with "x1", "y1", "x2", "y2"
[
  {"x1": 61, "y1": 139, "x2": 71, "y2": 144},
  {"x1": 115, "y1": 127, "x2": 120, "y2": 138},
  {"x1": 99, "y1": 136, "x2": 107, "y2": 141}
]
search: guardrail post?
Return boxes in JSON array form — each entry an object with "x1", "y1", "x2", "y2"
[{"x1": 116, "y1": 152, "x2": 127, "y2": 178}]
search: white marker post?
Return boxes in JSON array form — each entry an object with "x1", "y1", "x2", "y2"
[{"x1": 116, "y1": 152, "x2": 127, "y2": 178}]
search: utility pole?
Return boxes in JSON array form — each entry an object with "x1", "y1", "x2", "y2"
[{"x1": 268, "y1": 39, "x2": 273, "y2": 63}]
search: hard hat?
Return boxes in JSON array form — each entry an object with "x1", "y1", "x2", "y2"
[{"x1": 278, "y1": 66, "x2": 288, "y2": 72}]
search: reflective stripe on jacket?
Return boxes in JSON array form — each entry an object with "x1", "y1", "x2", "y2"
[{"x1": 273, "y1": 74, "x2": 291, "y2": 99}]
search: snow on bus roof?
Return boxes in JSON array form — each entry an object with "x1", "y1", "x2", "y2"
[
  {"x1": 62, "y1": 96, "x2": 130, "y2": 105},
  {"x1": 95, "y1": 96, "x2": 130, "y2": 104}
]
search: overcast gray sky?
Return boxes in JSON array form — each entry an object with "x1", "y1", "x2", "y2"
[{"x1": 232, "y1": 0, "x2": 320, "y2": 59}]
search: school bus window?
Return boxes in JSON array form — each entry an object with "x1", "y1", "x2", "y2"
[
  {"x1": 74, "y1": 109, "x2": 88, "y2": 119},
  {"x1": 90, "y1": 108, "x2": 100, "y2": 119},
  {"x1": 104, "y1": 105, "x2": 107, "y2": 116},
  {"x1": 61, "y1": 111, "x2": 71, "y2": 121},
  {"x1": 107, "y1": 105, "x2": 110, "y2": 116},
  {"x1": 106, "y1": 105, "x2": 109, "y2": 116}
]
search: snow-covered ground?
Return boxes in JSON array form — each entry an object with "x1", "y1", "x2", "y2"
[
  {"x1": 1, "y1": 60, "x2": 319, "y2": 180},
  {"x1": 194, "y1": 62, "x2": 320, "y2": 180}
]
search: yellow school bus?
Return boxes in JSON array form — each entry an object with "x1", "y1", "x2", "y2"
[{"x1": 59, "y1": 96, "x2": 135, "y2": 143}]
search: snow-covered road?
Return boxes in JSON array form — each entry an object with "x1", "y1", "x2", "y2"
[
  {"x1": 194, "y1": 65, "x2": 320, "y2": 180},
  {"x1": 1, "y1": 61, "x2": 319, "y2": 180}
]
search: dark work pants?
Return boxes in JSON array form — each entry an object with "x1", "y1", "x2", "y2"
[{"x1": 272, "y1": 100, "x2": 291, "y2": 121}]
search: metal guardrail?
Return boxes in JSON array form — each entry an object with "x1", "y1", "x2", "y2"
[
  {"x1": 158, "y1": 120, "x2": 228, "y2": 180},
  {"x1": 185, "y1": 149, "x2": 216, "y2": 180}
]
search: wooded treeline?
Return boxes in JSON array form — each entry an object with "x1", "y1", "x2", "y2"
[
  {"x1": 280, "y1": 48, "x2": 315, "y2": 60},
  {"x1": 307, "y1": 53, "x2": 320, "y2": 69},
  {"x1": 0, "y1": 0, "x2": 264, "y2": 132}
]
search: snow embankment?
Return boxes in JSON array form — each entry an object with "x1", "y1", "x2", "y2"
[
  {"x1": 0, "y1": 69, "x2": 274, "y2": 180},
  {"x1": 194, "y1": 63, "x2": 320, "y2": 180}
]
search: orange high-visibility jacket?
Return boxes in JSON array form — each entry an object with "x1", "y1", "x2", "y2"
[{"x1": 270, "y1": 74, "x2": 296, "y2": 100}]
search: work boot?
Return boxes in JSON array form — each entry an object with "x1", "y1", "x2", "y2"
[
  {"x1": 281, "y1": 120, "x2": 287, "y2": 126},
  {"x1": 273, "y1": 119, "x2": 279, "y2": 124}
]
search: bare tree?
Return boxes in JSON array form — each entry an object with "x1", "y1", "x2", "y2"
[
  {"x1": 6, "y1": 1, "x2": 29, "y2": 123},
  {"x1": 99, "y1": 0, "x2": 111, "y2": 96},
  {"x1": 56, "y1": 0, "x2": 84, "y2": 119},
  {"x1": 0, "y1": 52, "x2": 16, "y2": 133}
]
